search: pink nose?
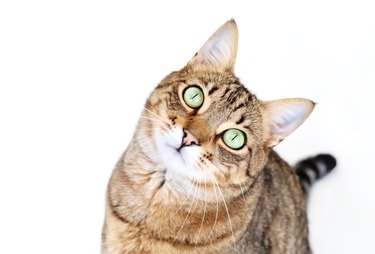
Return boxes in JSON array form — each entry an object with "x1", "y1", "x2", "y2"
[{"x1": 182, "y1": 129, "x2": 199, "y2": 146}]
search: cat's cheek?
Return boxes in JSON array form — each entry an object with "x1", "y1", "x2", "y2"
[
  {"x1": 153, "y1": 129, "x2": 184, "y2": 165},
  {"x1": 158, "y1": 128, "x2": 183, "y2": 150}
]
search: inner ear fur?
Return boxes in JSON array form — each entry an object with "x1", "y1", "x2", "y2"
[
  {"x1": 263, "y1": 98, "x2": 315, "y2": 147},
  {"x1": 187, "y1": 20, "x2": 238, "y2": 73}
]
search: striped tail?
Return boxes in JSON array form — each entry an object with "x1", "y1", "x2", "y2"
[{"x1": 295, "y1": 154, "x2": 337, "y2": 193}]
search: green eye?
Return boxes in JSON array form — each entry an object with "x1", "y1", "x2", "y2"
[
  {"x1": 222, "y1": 129, "x2": 246, "y2": 150},
  {"x1": 183, "y1": 86, "x2": 204, "y2": 109}
]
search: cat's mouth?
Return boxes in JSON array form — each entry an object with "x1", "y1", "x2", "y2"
[
  {"x1": 161, "y1": 142, "x2": 199, "y2": 172},
  {"x1": 177, "y1": 146, "x2": 191, "y2": 164},
  {"x1": 166, "y1": 144, "x2": 188, "y2": 163},
  {"x1": 154, "y1": 129, "x2": 204, "y2": 183}
]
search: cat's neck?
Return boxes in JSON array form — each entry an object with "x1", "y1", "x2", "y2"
[{"x1": 107, "y1": 139, "x2": 265, "y2": 252}]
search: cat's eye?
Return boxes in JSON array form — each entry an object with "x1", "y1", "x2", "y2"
[
  {"x1": 183, "y1": 86, "x2": 204, "y2": 109},
  {"x1": 222, "y1": 129, "x2": 246, "y2": 150}
]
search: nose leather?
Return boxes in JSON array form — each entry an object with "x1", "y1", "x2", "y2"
[{"x1": 182, "y1": 129, "x2": 199, "y2": 146}]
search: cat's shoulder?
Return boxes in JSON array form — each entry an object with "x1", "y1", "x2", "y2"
[{"x1": 266, "y1": 149, "x2": 291, "y2": 171}]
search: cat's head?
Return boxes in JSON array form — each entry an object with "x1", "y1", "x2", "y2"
[{"x1": 136, "y1": 20, "x2": 314, "y2": 200}]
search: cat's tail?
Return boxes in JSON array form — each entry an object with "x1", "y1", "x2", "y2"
[{"x1": 295, "y1": 154, "x2": 337, "y2": 193}]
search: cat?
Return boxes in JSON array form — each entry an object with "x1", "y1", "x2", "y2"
[{"x1": 102, "y1": 20, "x2": 336, "y2": 254}]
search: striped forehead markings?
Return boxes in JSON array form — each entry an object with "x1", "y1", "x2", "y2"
[
  {"x1": 236, "y1": 115, "x2": 246, "y2": 125},
  {"x1": 208, "y1": 86, "x2": 219, "y2": 95}
]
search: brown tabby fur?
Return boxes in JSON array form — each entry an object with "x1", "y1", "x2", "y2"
[{"x1": 102, "y1": 20, "x2": 313, "y2": 253}]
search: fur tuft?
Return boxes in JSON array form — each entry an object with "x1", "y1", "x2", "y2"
[{"x1": 296, "y1": 154, "x2": 337, "y2": 193}]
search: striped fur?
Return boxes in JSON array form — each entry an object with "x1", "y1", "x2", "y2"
[
  {"x1": 296, "y1": 154, "x2": 337, "y2": 193},
  {"x1": 102, "y1": 20, "x2": 336, "y2": 254}
]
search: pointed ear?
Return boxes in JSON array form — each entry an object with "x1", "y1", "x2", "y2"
[
  {"x1": 187, "y1": 20, "x2": 238, "y2": 72},
  {"x1": 263, "y1": 98, "x2": 315, "y2": 147}
]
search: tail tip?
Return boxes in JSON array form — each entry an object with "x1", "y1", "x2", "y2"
[{"x1": 315, "y1": 154, "x2": 337, "y2": 171}]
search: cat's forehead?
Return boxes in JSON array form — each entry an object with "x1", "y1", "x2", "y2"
[
  {"x1": 204, "y1": 83, "x2": 262, "y2": 135},
  {"x1": 158, "y1": 69, "x2": 262, "y2": 128},
  {"x1": 178, "y1": 70, "x2": 258, "y2": 114}
]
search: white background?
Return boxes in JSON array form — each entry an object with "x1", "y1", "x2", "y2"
[{"x1": 1, "y1": 1, "x2": 374, "y2": 253}]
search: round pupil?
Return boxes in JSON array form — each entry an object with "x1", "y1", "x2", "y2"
[
  {"x1": 223, "y1": 129, "x2": 245, "y2": 149},
  {"x1": 183, "y1": 86, "x2": 204, "y2": 108}
]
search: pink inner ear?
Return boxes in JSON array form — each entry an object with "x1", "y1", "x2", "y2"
[
  {"x1": 271, "y1": 106, "x2": 306, "y2": 136},
  {"x1": 264, "y1": 98, "x2": 315, "y2": 146}
]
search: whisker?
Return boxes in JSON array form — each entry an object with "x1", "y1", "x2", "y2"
[
  {"x1": 172, "y1": 179, "x2": 199, "y2": 245},
  {"x1": 123, "y1": 166, "x2": 166, "y2": 174},
  {"x1": 204, "y1": 175, "x2": 219, "y2": 245},
  {"x1": 136, "y1": 123, "x2": 169, "y2": 135},
  {"x1": 144, "y1": 107, "x2": 165, "y2": 122},
  {"x1": 126, "y1": 133, "x2": 155, "y2": 152},
  {"x1": 157, "y1": 98, "x2": 169, "y2": 114},
  {"x1": 210, "y1": 175, "x2": 238, "y2": 253},
  {"x1": 139, "y1": 115, "x2": 167, "y2": 125},
  {"x1": 197, "y1": 174, "x2": 207, "y2": 241},
  {"x1": 171, "y1": 179, "x2": 195, "y2": 217}
]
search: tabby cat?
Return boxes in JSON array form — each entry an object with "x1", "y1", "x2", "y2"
[{"x1": 102, "y1": 20, "x2": 336, "y2": 254}]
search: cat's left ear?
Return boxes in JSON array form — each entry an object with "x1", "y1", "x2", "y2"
[
  {"x1": 187, "y1": 20, "x2": 238, "y2": 72},
  {"x1": 263, "y1": 98, "x2": 315, "y2": 147}
]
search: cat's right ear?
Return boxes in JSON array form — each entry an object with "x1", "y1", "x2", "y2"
[{"x1": 187, "y1": 20, "x2": 238, "y2": 72}]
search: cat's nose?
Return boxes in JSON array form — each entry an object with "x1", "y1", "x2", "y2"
[{"x1": 182, "y1": 129, "x2": 199, "y2": 146}]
